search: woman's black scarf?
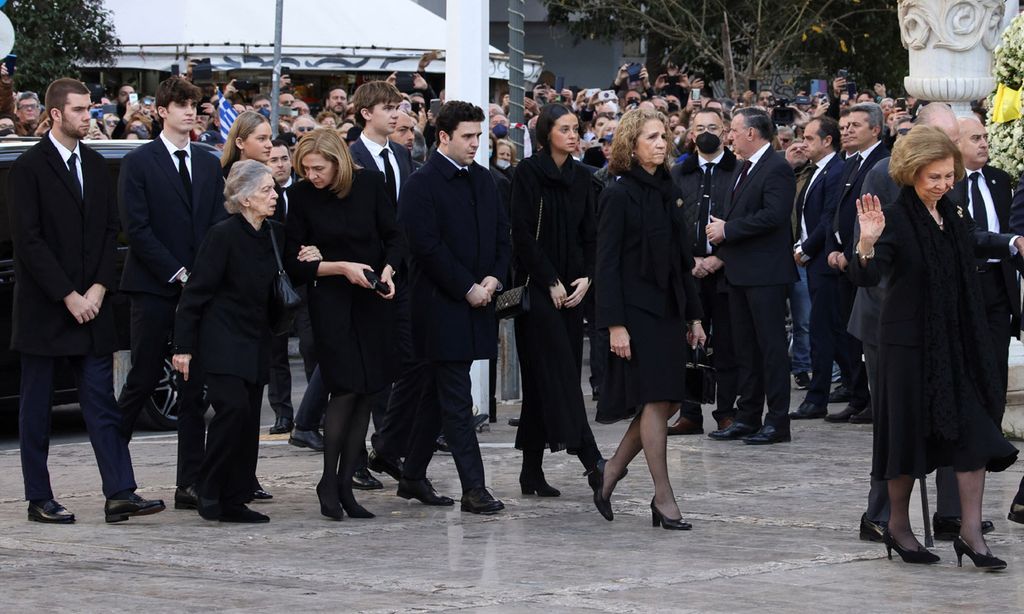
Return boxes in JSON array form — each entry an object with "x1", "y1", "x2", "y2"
[
  {"x1": 625, "y1": 164, "x2": 689, "y2": 318},
  {"x1": 902, "y1": 187, "x2": 1002, "y2": 441},
  {"x1": 533, "y1": 150, "x2": 576, "y2": 282}
]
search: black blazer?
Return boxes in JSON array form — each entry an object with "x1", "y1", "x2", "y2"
[
  {"x1": 8, "y1": 135, "x2": 119, "y2": 356},
  {"x1": 827, "y1": 142, "x2": 889, "y2": 260},
  {"x1": 797, "y1": 153, "x2": 845, "y2": 277},
  {"x1": 595, "y1": 171, "x2": 702, "y2": 329},
  {"x1": 848, "y1": 193, "x2": 1013, "y2": 347},
  {"x1": 717, "y1": 146, "x2": 798, "y2": 287},
  {"x1": 119, "y1": 139, "x2": 226, "y2": 296},
  {"x1": 397, "y1": 152, "x2": 511, "y2": 362},
  {"x1": 285, "y1": 172, "x2": 407, "y2": 394},
  {"x1": 670, "y1": 148, "x2": 738, "y2": 257},
  {"x1": 949, "y1": 164, "x2": 1021, "y2": 332},
  {"x1": 173, "y1": 215, "x2": 279, "y2": 383},
  {"x1": 348, "y1": 136, "x2": 414, "y2": 203}
]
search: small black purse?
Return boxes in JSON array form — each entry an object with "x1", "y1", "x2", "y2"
[
  {"x1": 268, "y1": 223, "x2": 302, "y2": 336},
  {"x1": 685, "y1": 344, "x2": 717, "y2": 405},
  {"x1": 496, "y1": 198, "x2": 543, "y2": 320}
]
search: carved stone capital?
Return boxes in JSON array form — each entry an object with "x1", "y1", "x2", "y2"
[{"x1": 899, "y1": 0, "x2": 1005, "y2": 52}]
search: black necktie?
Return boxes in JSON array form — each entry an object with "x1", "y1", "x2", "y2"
[
  {"x1": 846, "y1": 153, "x2": 863, "y2": 181},
  {"x1": 67, "y1": 152, "x2": 83, "y2": 199},
  {"x1": 379, "y1": 147, "x2": 398, "y2": 204},
  {"x1": 175, "y1": 150, "x2": 192, "y2": 208},
  {"x1": 969, "y1": 171, "x2": 988, "y2": 232},
  {"x1": 698, "y1": 163, "x2": 715, "y2": 254},
  {"x1": 733, "y1": 160, "x2": 751, "y2": 194},
  {"x1": 455, "y1": 168, "x2": 470, "y2": 179}
]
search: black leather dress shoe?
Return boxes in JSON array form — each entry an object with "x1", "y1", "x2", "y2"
[
  {"x1": 667, "y1": 416, "x2": 704, "y2": 435},
  {"x1": 104, "y1": 493, "x2": 166, "y2": 523},
  {"x1": 397, "y1": 478, "x2": 454, "y2": 506},
  {"x1": 352, "y1": 467, "x2": 383, "y2": 490},
  {"x1": 859, "y1": 513, "x2": 887, "y2": 542},
  {"x1": 789, "y1": 401, "x2": 826, "y2": 420},
  {"x1": 269, "y1": 416, "x2": 294, "y2": 435},
  {"x1": 368, "y1": 449, "x2": 403, "y2": 482},
  {"x1": 708, "y1": 422, "x2": 758, "y2": 441},
  {"x1": 219, "y1": 504, "x2": 269, "y2": 523},
  {"x1": 848, "y1": 406, "x2": 873, "y2": 424},
  {"x1": 27, "y1": 499, "x2": 75, "y2": 524},
  {"x1": 435, "y1": 434, "x2": 451, "y2": 454},
  {"x1": 251, "y1": 489, "x2": 273, "y2": 501},
  {"x1": 742, "y1": 425, "x2": 791, "y2": 445},
  {"x1": 932, "y1": 513, "x2": 994, "y2": 541},
  {"x1": 174, "y1": 485, "x2": 199, "y2": 510},
  {"x1": 461, "y1": 487, "x2": 505, "y2": 515},
  {"x1": 824, "y1": 404, "x2": 861, "y2": 423},
  {"x1": 828, "y1": 386, "x2": 851, "y2": 404},
  {"x1": 1008, "y1": 503, "x2": 1024, "y2": 524},
  {"x1": 288, "y1": 428, "x2": 325, "y2": 451}
]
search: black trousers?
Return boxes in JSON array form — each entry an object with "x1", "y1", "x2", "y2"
[
  {"x1": 20, "y1": 353, "x2": 137, "y2": 501},
  {"x1": 267, "y1": 333, "x2": 294, "y2": 421},
  {"x1": 402, "y1": 360, "x2": 485, "y2": 492},
  {"x1": 681, "y1": 270, "x2": 737, "y2": 423},
  {"x1": 729, "y1": 283, "x2": 791, "y2": 431},
  {"x1": 199, "y1": 373, "x2": 264, "y2": 506},
  {"x1": 979, "y1": 268, "x2": 1012, "y2": 424},
  {"x1": 117, "y1": 292, "x2": 206, "y2": 488},
  {"x1": 837, "y1": 276, "x2": 871, "y2": 410},
  {"x1": 805, "y1": 272, "x2": 850, "y2": 406}
]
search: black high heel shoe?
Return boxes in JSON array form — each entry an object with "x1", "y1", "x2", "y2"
[
  {"x1": 316, "y1": 480, "x2": 343, "y2": 521},
  {"x1": 591, "y1": 461, "x2": 629, "y2": 521},
  {"x1": 340, "y1": 498, "x2": 375, "y2": 519},
  {"x1": 520, "y1": 476, "x2": 561, "y2": 497},
  {"x1": 954, "y1": 536, "x2": 1006, "y2": 571},
  {"x1": 650, "y1": 498, "x2": 691, "y2": 530},
  {"x1": 882, "y1": 529, "x2": 939, "y2": 564}
]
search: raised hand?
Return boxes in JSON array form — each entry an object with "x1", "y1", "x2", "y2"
[{"x1": 856, "y1": 193, "x2": 885, "y2": 248}]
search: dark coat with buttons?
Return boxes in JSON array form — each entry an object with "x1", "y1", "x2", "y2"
[{"x1": 8, "y1": 135, "x2": 119, "y2": 356}]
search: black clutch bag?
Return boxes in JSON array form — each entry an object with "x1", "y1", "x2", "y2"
[
  {"x1": 496, "y1": 197, "x2": 543, "y2": 320},
  {"x1": 685, "y1": 344, "x2": 716, "y2": 405},
  {"x1": 268, "y1": 223, "x2": 302, "y2": 336}
]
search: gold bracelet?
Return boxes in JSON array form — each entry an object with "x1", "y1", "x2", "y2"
[{"x1": 687, "y1": 320, "x2": 702, "y2": 327}]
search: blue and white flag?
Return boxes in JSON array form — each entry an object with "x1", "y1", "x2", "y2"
[{"x1": 218, "y1": 88, "x2": 238, "y2": 141}]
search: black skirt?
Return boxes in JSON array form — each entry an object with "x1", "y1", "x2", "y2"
[
  {"x1": 873, "y1": 342, "x2": 1017, "y2": 479},
  {"x1": 514, "y1": 284, "x2": 592, "y2": 451},
  {"x1": 596, "y1": 304, "x2": 687, "y2": 424}
]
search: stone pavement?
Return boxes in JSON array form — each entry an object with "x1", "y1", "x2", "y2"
[{"x1": 2, "y1": 389, "x2": 1024, "y2": 613}]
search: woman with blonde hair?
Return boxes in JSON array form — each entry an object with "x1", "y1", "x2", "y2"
[
  {"x1": 221, "y1": 110, "x2": 273, "y2": 174},
  {"x1": 851, "y1": 125, "x2": 1017, "y2": 568},
  {"x1": 592, "y1": 108, "x2": 706, "y2": 528},
  {"x1": 285, "y1": 129, "x2": 407, "y2": 520}
]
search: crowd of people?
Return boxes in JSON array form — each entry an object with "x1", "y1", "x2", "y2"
[{"x1": 8, "y1": 58, "x2": 1024, "y2": 571}]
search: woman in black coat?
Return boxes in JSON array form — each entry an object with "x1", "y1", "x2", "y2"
[
  {"x1": 285, "y1": 129, "x2": 407, "y2": 520},
  {"x1": 510, "y1": 103, "x2": 603, "y2": 497},
  {"x1": 172, "y1": 160, "x2": 290, "y2": 524},
  {"x1": 593, "y1": 108, "x2": 706, "y2": 529},
  {"x1": 850, "y1": 126, "x2": 1017, "y2": 568}
]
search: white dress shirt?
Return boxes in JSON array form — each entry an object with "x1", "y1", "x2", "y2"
[
  {"x1": 697, "y1": 151, "x2": 724, "y2": 255},
  {"x1": 359, "y1": 132, "x2": 402, "y2": 200},
  {"x1": 798, "y1": 152, "x2": 837, "y2": 245},
  {"x1": 48, "y1": 131, "x2": 83, "y2": 193}
]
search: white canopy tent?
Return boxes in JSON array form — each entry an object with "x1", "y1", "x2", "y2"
[{"x1": 94, "y1": 0, "x2": 542, "y2": 81}]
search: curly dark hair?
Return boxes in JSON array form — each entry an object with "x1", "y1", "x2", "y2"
[{"x1": 436, "y1": 100, "x2": 484, "y2": 138}]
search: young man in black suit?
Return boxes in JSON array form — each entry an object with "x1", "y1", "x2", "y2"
[
  {"x1": 117, "y1": 76, "x2": 227, "y2": 510},
  {"x1": 397, "y1": 100, "x2": 511, "y2": 514},
  {"x1": 669, "y1": 108, "x2": 738, "y2": 435},
  {"x1": 9, "y1": 78, "x2": 164, "y2": 523},
  {"x1": 705, "y1": 107, "x2": 797, "y2": 445},
  {"x1": 348, "y1": 81, "x2": 420, "y2": 488},
  {"x1": 789, "y1": 117, "x2": 847, "y2": 420},
  {"x1": 823, "y1": 103, "x2": 888, "y2": 423}
]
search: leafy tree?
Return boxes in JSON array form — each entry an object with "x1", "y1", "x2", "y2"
[
  {"x1": 3, "y1": 0, "x2": 120, "y2": 94},
  {"x1": 544, "y1": 0, "x2": 902, "y2": 95}
]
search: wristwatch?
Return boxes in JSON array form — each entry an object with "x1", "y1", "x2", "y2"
[
  {"x1": 855, "y1": 245, "x2": 875, "y2": 260},
  {"x1": 179, "y1": 271, "x2": 190, "y2": 285}
]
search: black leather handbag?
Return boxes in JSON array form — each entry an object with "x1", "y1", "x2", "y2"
[
  {"x1": 496, "y1": 197, "x2": 543, "y2": 320},
  {"x1": 268, "y1": 223, "x2": 302, "y2": 336},
  {"x1": 685, "y1": 344, "x2": 716, "y2": 405}
]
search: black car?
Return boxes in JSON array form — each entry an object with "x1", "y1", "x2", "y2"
[{"x1": 0, "y1": 138, "x2": 219, "y2": 429}]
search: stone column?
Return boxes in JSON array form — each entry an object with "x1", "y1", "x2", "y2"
[{"x1": 899, "y1": 0, "x2": 1009, "y2": 117}]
